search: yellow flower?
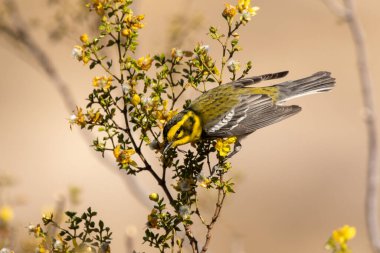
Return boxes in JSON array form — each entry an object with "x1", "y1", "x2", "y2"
[
  {"x1": 92, "y1": 76, "x2": 113, "y2": 91},
  {"x1": 131, "y1": 94, "x2": 141, "y2": 106},
  {"x1": 82, "y1": 56, "x2": 90, "y2": 64},
  {"x1": 136, "y1": 14, "x2": 145, "y2": 21},
  {"x1": 33, "y1": 224, "x2": 44, "y2": 238},
  {"x1": 147, "y1": 208, "x2": 159, "y2": 229},
  {"x1": 131, "y1": 22, "x2": 144, "y2": 30},
  {"x1": 69, "y1": 106, "x2": 86, "y2": 128},
  {"x1": 215, "y1": 137, "x2": 237, "y2": 157},
  {"x1": 236, "y1": 0, "x2": 259, "y2": 22},
  {"x1": 86, "y1": 109, "x2": 103, "y2": 124},
  {"x1": 167, "y1": 110, "x2": 177, "y2": 121},
  {"x1": 155, "y1": 109, "x2": 178, "y2": 127},
  {"x1": 123, "y1": 11, "x2": 145, "y2": 31},
  {"x1": 122, "y1": 28, "x2": 132, "y2": 37},
  {"x1": 249, "y1": 6, "x2": 260, "y2": 16},
  {"x1": 27, "y1": 224, "x2": 45, "y2": 238},
  {"x1": 90, "y1": 0, "x2": 108, "y2": 15},
  {"x1": 80, "y1": 33, "x2": 89, "y2": 43},
  {"x1": 95, "y1": 4, "x2": 104, "y2": 14},
  {"x1": 136, "y1": 55, "x2": 153, "y2": 71},
  {"x1": 332, "y1": 225, "x2": 356, "y2": 244},
  {"x1": 0, "y1": 205, "x2": 14, "y2": 223},
  {"x1": 162, "y1": 100, "x2": 168, "y2": 110},
  {"x1": 124, "y1": 12, "x2": 134, "y2": 23},
  {"x1": 223, "y1": 3, "x2": 237, "y2": 18},
  {"x1": 150, "y1": 99, "x2": 178, "y2": 128},
  {"x1": 113, "y1": 145, "x2": 137, "y2": 167},
  {"x1": 326, "y1": 225, "x2": 356, "y2": 252},
  {"x1": 42, "y1": 212, "x2": 53, "y2": 223},
  {"x1": 237, "y1": 0, "x2": 251, "y2": 12},
  {"x1": 76, "y1": 107, "x2": 86, "y2": 127}
]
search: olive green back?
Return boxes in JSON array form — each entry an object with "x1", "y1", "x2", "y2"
[{"x1": 189, "y1": 84, "x2": 241, "y2": 126}]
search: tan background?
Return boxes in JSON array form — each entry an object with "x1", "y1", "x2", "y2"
[{"x1": 1, "y1": 0, "x2": 380, "y2": 252}]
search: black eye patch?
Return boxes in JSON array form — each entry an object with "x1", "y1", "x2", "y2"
[
  {"x1": 175, "y1": 128, "x2": 182, "y2": 137},
  {"x1": 163, "y1": 111, "x2": 187, "y2": 139}
]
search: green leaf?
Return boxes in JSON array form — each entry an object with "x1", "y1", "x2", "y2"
[
  {"x1": 65, "y1": 211, "x2": 76, "y2": 218},
  {"x1": 89, "y1": 61, "x2": 97, "y2": 70},
  {"x1": 231, "y1": 39, "x2": 239, "y2": 46},
  {"x1": 106, "y1": 40, "x2": 115, "y2": 47},
  {"x1": 106, "y1": 60, "x2": 113, "y2": 68},
  {"x1": 99, "y1": 24, "x2": 106, "y2": 31}
]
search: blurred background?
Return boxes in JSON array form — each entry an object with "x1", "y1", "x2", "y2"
[{"x1": 0, "y1": 0, "x2": 379, "y2": 252}]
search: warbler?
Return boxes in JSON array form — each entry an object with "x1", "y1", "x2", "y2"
[{"x1": 163, "y1": 71, "x2": 335, "y2": 156}]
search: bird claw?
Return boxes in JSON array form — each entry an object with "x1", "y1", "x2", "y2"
[{"x1": 227, "y1": 140, "x2": 242, "y2": 158}]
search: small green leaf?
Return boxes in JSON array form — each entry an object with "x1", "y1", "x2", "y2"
[
  {"x1": 89, "y1": 61, "x2": 97, "y2": 70},
  {"x1": 106, "y1": 40, "x2": 115, "y2": 47}
]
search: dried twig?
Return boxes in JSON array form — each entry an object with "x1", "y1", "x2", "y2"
[{"x1": 322, "y1": 0, "x2": 379, "y2": 252}]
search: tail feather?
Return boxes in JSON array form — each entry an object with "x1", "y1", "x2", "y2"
[{"x1": 277, "y1": 71, "x2": 335, "y2": 102}]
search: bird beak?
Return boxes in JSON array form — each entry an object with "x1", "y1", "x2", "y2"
[{"x1": 163, "y1": 141, "x2": 173, "y2": 154}]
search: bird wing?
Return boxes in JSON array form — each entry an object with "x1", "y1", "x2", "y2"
[
  {"x1": 203, "y1": 93, "x2": 301, "y2": 137},
  {"x1": 228, "y1": 104, "x2": 301, "y2": 136},
  {"x1": 230, "y1": 71, "x2": 289, "y2": 87}
]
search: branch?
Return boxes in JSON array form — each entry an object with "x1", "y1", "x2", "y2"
[
  {"x1": 344, "y1": 1, "x2": 380, "y2": 252},
  {"x1": 0, "y1": 0, "x2": 151, "y2": 209},
  {"x1": 201, "y1": 176, "x2": 227, "y2": 253},
  {"x1": 185, "y1": 224, "x2": 199, "y2": 253},
  {"x1": 322, "y1": 0, "x2": 379, "y2": 252}
]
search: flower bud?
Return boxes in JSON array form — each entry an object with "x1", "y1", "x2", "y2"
[
  {"x1": 80, "y1": 33, "x2": 89, "y2": 43},
  {"x1": 149, "y1": 193, "x2": 159, "y2": 202},
  {"x1": 222, "y1": 3, "x2": 237, "y2": 18},
  {"x1": 122, "y1": 28, "x2": 131, "y2": 37},
  {"x1": 131, "y1": 94, "x2": 141, "y2": 106}
]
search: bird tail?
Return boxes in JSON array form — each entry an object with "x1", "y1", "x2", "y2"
[{"x1": 277, "y1": 72, "x2": 335, "y2": 102}]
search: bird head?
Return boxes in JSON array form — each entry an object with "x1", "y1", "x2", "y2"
[{"x1": 163, "y1": 110, "x2": 202, "y2": 153}]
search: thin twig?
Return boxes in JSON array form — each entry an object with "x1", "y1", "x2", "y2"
[
  {"x1": 344, "y1": 1, "x2": 380, "y2": 251},
  {"x1": 322, "y1": 0, "x2": 379, "y2": 252},
  {"x1": 194, "y1": 193, "x2": 207, "y2": 226},
  {"x1": 201, "y1": 176, "x2": 226, "y2": 253},
  {"x1": 91, "y1": 52, "x2": 121, "y2": 82},
  {"x1": 185, "y1": 224, "x2": 199, "y2": 253}
]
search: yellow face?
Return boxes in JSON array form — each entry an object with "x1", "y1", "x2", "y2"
[{"x1": 163, "y1": 110, "x2": 202, "y2": 151}]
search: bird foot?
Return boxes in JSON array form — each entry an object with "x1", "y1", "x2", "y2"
[
  {"x1": 210, "y1": 141, "x2": 242, "y2": 175},
  {"x1": 227, "y1": 141, "x2": 242, "y2": 158}
]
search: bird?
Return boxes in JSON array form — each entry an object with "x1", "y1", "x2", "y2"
[{"x1": 163, "y1": 71, "x2": 335, "y2": 157}]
